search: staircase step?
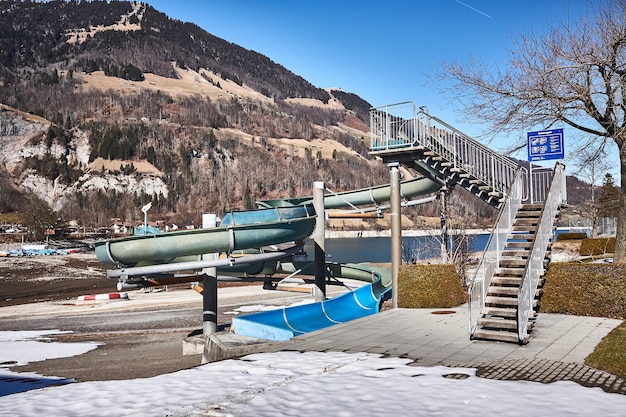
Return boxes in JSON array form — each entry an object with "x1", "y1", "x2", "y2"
[
  {"x1": 481, "y1": 306, "x2": 517, "y2": 318},
  {"x1": 488, "y1": 287, "x2": 520, "y2": 296},
  {"x1": 506, "y1": 241, "x2": 532, "y2": 249},
  {"x1": 512, "y1": 227, "x2": 537, "y2": 233},
  {"x1": 513, "y1": 215, "x2": 541, "y2": 224},
  {"x1": 520, "y1": 204, "x2": 543, "y2": 210},
  {"x1": 516, "y1": 210, "x2": 542, "y2": 218},
  {"x1": 491, "y1": 276, "x2": 522, "y2": 286},
  {"x1": 502, "y1": 250, "x2": 530, "y2": 257},
  {"x1": 499, "y1": 258, "x2": 528, "y2": 267},
  {"x1": 512, "y1": 224, "x2": 537, "y2": 230},
  {"x1": 472, "y1": 328, "x2": 520, "y2": 343},
  {"x1": 486, "y1": 296, "x2": 538, "y2": 308},
  {"x1": 477, "y1": 317, "x2": 518, "y2": 330},
  {"x1": 508, "y1": 233, "x2": 535, "y2": 241},
  {"x1": 485, "y1": 295, "x2": 519, "y2": 306},
  {"x1": 495, "y1": 267, "x2": 525, "y2": 277}
]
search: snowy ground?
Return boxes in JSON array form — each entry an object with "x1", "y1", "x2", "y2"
[{"x1": 1, "y1": 330, "x2": 626, "y2": 416}]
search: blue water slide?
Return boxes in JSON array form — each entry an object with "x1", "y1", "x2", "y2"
[{"x1": 231, "y1": 263, "x2": 391, "y2": 341}]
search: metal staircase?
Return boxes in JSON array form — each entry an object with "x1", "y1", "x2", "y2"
[
  {"x1": 472, "y1": 204, "x2": 547, "y2": 342},
  {"x1": 369, "y1": 101, "x2": 523, "y2": 209},
  {"x1": 368, "y1": 101, "x2": 567, "y2": 344}
]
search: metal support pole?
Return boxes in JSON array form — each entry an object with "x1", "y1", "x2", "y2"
[
  {"x1": 313, "y1": 181, "x2": 326, "y2": 301},
  {"x1": 440, "y1": 188, "x2": 448, "y2": 263},
  {"x1": 202, "y1": 213, "x2": 218, "y2": 335},
  {"x1": 389, "y1": 163, "x2": 401, "y2": 308}
]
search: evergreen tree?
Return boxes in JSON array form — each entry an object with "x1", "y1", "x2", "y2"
[{"x1": 598, "y1": 173, "x2": 620, "y2": 217}]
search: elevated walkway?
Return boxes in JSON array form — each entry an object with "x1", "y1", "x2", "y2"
[
  {"x1": 368, "y1": 101, "x2": 567, "y2": 344},
  {"x1": 370, "y1": 102, "x2": 522, "y2": 208}
]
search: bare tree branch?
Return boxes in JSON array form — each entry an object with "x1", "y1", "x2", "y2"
[{"x1": 438, "y1": 0, "x2": 626, "y2": 262}]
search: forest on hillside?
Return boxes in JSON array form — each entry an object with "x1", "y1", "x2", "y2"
[{"x1": 0, "y1": 0, "x2": 502, "y2": 232}]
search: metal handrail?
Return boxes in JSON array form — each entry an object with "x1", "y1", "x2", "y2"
[
  {"x1": 517, "y1": 162, "x2": 566, "y2": 342},
  {"x1": 468, "y1": 168, "x2": 524, "y2": 336},
  {"x1": 369, "y1": 102, "x2": 529, "y2": 201}
]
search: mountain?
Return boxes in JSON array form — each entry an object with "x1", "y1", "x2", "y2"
[
  {"x1": 4, "y1": 1, "x2": 579, "y2": 235},
  {"x1": 0, "y1": 0, "x2": 402, "y2": 232}
]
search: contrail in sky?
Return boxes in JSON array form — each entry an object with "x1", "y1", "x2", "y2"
[{"x1": 454, "y1": 0, "x2": 492, "y2": 18}]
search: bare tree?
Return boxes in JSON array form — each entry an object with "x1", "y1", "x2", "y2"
[
  {"x1": 440, "y1": 0, "x2": 626, "y2": 263},
  {"x1": 574, "y1": 146, "x2": 613, "y2": 236},
  {"x1": 19, "y1": 192, "x2": 57, "y2": 241}
]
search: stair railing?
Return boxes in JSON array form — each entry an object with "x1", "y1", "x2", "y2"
[
  {"x1": 468, "y1": 167, "x2": 525, "y2": 337},
  {"x1": 417, "y1": 110, "x2": 525, "y2": 199},
  {"x1": 517, "y1": 162, "x2": 566, "y2": 342},
  {"x1": 369, "y1": 102, "x2": 528, "y2": 200}
]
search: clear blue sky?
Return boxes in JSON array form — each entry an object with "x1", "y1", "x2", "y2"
[{"x1": 146, "y1": 1, "x2": 606, "y2": 172}]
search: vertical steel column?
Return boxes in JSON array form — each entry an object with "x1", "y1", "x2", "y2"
[
  {"x1": 202, "y1": 213, "x2": 218, "y2": 335},
  {"x1": 389, "y1": 163, "x2": 401, "y2": 308},
  {"x1": 313, "y1": 181, "x2": 326, "y2": 302},
  {"x1": 440, "y1": 188, "x2": 448, "y2": 263}
]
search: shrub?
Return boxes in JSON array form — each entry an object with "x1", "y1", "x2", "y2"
[
  {"x1": 579, "y1": 238, "x2": 616, "y2": 256},
  {"x1": 539, "y1": 263, "x2": 626, "y2": 319},
  {"x1": 557, "y1": 232, "x2": 587, "y2": 241},
  {"x1": 397, "y1": 264, "x2": 466, "y2": 308}
]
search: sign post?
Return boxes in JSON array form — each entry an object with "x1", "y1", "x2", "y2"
[{"x1": 527, "y1": 129, "x2": 564, "y2": 203}]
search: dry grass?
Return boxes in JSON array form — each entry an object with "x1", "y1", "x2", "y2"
[
  {"x1": 579, "y1": 237, "x2": 616, "y2": 256},
  {"x1": 586, "y1": 322, "x2": 626, "y2": 378}
]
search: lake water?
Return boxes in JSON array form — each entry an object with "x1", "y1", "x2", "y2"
[
  {"x1": 306, "y1": 234, "x2": 490, "y2": 264},
  {"x1": 313, "y1": 227, "x2": 583, "y2": 264}
]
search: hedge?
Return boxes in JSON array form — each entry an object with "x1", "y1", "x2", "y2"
[{"x1": 397, "y1": 264, "x2": 466, "y2": 308}]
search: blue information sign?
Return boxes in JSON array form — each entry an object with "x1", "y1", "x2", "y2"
[{"x1": 527, "y1": 129, "x2": 564, "y2": 161}]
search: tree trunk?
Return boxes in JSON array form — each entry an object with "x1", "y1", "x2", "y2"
[{"x1": 614, "y1": 142, "x2": 626, "y2": 263}]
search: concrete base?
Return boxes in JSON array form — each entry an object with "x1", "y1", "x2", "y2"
[
  {"x1": 183, "y1": 332, "x2": 282, "y2": 364},
  {"x1": 182, "y1": 334, "x2": 206, "y2": 356}
]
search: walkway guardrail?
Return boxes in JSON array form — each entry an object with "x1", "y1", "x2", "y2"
[
  {"x1": 517, "y1": 162, "x2": 566, "y2": 342},
  {"x1": 468, "y1": 168, "x2": 524, "y2": 337},
  {"x1": 370, "y1": 101, "x2": 528, "y2": 201},
  {"x1": 529, "y1": 165, "x2": 567, "y2": 204}
]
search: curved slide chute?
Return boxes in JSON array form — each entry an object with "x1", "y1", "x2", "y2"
[
  {"x1": 95, "y1": 176, "x2": 440, "y2": 340},
  {"x1": 231, "y1": 263, "x2": 391, "y2": 341},
  {"x1": 95, "y1": 205, "x2": 315, "y2": 267},
  {"x1": 258, "y1": 177, "x2": 442, "y2": 208}
]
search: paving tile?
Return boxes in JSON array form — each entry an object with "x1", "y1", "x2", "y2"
[{"x1": 276, "y1": 308, "x2": 626, "y2": 394}]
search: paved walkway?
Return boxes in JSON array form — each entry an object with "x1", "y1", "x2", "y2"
[{"x1": 270, "y1": 306, "x2": 626, "y2": 394}]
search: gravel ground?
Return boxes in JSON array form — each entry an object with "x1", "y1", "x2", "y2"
[
  {"x1": 0, "y1": 250, "x2": 280, "y2": 382},
  {"x1": 0, "y1": 253, "x2": 115, "y2": 307}
]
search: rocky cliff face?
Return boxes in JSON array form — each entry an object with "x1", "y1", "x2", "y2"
[{"x1": 0, "y1": 105, "x2": 168, "y2": 212}]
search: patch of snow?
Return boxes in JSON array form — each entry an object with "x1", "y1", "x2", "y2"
[
  {"x1": 0, "y1": 332, "x2": 625, "y2": 416},
  {"x1": 0, "y1": 330, "x2": 99, "y2": 367}
]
